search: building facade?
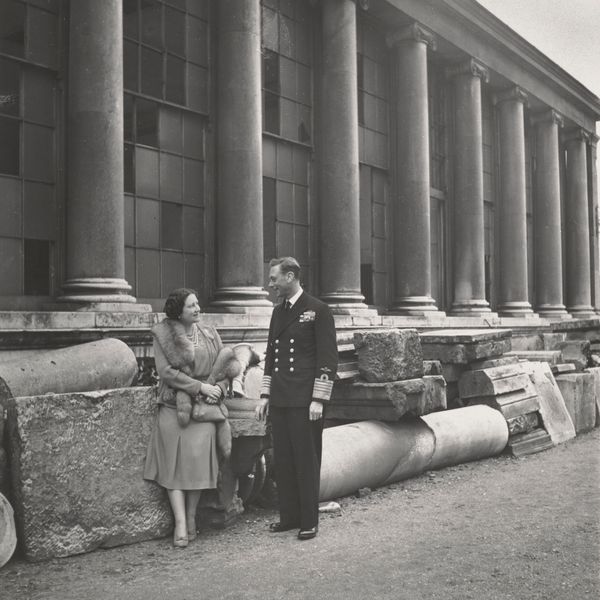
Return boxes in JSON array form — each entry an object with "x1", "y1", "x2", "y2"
[{"x1": 1, "y1": 0, "x2": 599, "y2": 321}]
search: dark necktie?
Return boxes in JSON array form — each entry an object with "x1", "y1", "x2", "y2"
[{"x1": 284, "y1": 300, "x2": 291, "y2": 311}]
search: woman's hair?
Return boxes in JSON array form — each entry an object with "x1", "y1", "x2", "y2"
[{"x1": 163, "y1": 287, "x2": 198, "y2": 319}]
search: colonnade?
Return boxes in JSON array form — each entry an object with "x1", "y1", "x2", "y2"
[{"x1": 61, "y1": 0, "x2": 598, "y2": 318}]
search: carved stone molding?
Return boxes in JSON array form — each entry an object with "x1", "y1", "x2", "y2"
[
  {"x1": 530, "y1": 108, "x2": 564, "y2": 128},
  {"x1": 386, "y1": 22, "x2": 437, "y2": 51},
  {"x1": 493, "y1": 85, "x2": 529, "y2": 107},
  {"x1": 445, "y1": 58, "x2": 489, "y2": 83},
  {"x1": 588, "y1": 132, "x2": 599, "y2": 148}
]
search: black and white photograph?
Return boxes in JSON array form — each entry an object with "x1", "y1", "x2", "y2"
[{"x1": 0, "y1": 0, "x2": 598, "y2": 598}]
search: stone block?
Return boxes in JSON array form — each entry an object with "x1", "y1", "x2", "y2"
[
  {"x1": 353, "y1": 329, "x2": 423, "y2": 382},
  {"x1": 555, "y1": 372, "x2": 596, "y2": 434},
  {"x1": 556, "y1": 339, "x2": 591, "y2": 370},
  {"x1": 542, "y1": 333, "x2": 567, "y2": 350},
  {"x1": 583, "y1": 366, "x2": 600, "y2": 427},
  {"x1": 551, "y1": 364, "x2": 577, "y2": 375},
  {"x1": 224, "y1": 397, "x2": 268, "y2": 438},
  {"x1": 5, "y1": 387, "x2": 172, "y2": 561},
  {"x1": 328, "y1": 376, "x2": 445, "y2": 421},
  {"x1": 423, "y1": 360, "x2": 442, "y2": 376},
  {"x1": 505, "y1": 350, "x2": 562, "y2": 365},
  {"x1": 458, "y1": 364, "x2": 539, "y2": 420},
  {"x1": 510, "y1": 334, "x2": 543, "y2": 351},
  {"x1": 519, "y1": 362, "x2": 576, "y2": 444},
  {"x1": 421, "y1": 329, "x2": 511, "y2": 364},
  {"x1": 441, "y1": 363, "x2": 466, "y2": 383}
]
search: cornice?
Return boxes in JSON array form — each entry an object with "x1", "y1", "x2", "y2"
[
  {"x1": 441, "y1": 0, "x2": 600, "y2": 118},
  {"x1": 493, "y1": 86, "x2": 528, "y2": 107},
  {"x1": 386, "y1": 22, "x2": 437, "y2": 51},
  {"x1": 445, "y1": 58, "x2": 489, "y2": 83},
  {"x1": 530, "y1": 109, "x2": 564, "y2": 128}
]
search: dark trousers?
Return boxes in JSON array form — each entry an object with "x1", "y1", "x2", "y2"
[{"x1": 270, "y1": 406, "x2": 323, "y2": 530}]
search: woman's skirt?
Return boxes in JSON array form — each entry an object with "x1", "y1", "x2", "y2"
[{"x1": 143, "y1": 404, "x2": 219, "y2": 490}]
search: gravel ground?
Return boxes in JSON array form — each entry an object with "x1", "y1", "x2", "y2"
[{"x1": 1, "y1": 428, "x2": 599, "y2": 600}]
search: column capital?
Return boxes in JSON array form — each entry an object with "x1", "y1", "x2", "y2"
[
  {"x1": 386, "y1": 22, "x2": 437, "y2": 51},
  {"x1": 562, "y1": 127, "x2": 591, "y2": 145},
  {"x1": 531, "y1": 108, "x2": 564, "y2": 128},
  {"x1": 588, "y1": 131, "x2": 599, "y2": 149},
  {"x1": 445, "y1": 58, "x2": 489, "y2": 83},
  {"x1": 493, "y1": 85, "x2": 529, "y2": 107}
]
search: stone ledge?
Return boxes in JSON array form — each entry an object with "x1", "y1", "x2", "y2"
[
  {"x1": 329, "y1": 376, "x2": 446, "y2": 421},
  {"x1": 551, "y1": 317, "x2": 600, "y2": 332},
  {"x1": 420, "y1": 329, "x2": 512, "y2": 344}
]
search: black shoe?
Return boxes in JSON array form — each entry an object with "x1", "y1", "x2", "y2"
[
  {"x1": 297, "y1": 526, "x2": 318, "y2": 540},
  {"x1": 269, "y1": 522, "x2": 299, "y2": 533}
]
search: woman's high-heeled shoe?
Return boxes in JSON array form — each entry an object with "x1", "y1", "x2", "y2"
[{"x1": 173, "y1": 533, "x2": 189, "y2": 548}]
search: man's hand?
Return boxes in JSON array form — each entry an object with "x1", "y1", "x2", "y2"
[
  {"x1": 256, "y1": 398, "x2": 269, "y2": 421},
  {"x1": 309, "y1": 400, "x2": 323, "y2": 421}
]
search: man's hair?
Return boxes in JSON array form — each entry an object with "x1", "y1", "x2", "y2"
[
  {"x1": 269, "y1": 256, "x2": 301, "y2": 279},
  {"x1": 163, "y1": 287, "x2": 198, "y2": 319}
]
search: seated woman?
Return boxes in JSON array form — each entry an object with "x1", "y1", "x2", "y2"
[{"x1": 144, "y1": 288, "x2": 241, "y2": 548}]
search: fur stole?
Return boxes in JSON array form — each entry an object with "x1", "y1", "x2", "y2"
[{"x1": 151, "y1": 318, "x2": 196, "y2": 375}]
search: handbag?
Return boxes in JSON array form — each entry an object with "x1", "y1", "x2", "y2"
[{"x1": 191, "y1": 397, "x2": 229, "y2": 422}]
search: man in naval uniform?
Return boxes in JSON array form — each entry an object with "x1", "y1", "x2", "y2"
[{"x1": 256, "y1": 256, "x2": 338, "y2": 540}]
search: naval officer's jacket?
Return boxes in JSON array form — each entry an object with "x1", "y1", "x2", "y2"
[{"x1": 260, "y1": 291, "x2": 338, "y2": 407}]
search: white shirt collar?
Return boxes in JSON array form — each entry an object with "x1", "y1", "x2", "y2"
[{"x1": 287, "y1": 287, "x2": 303, "y2": 307}]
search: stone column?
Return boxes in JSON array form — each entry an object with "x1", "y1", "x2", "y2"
[
  {"x1": 387, "y1": 23, "x2": 441, "y2": 315},
  {"x1": 446, "y1": 59, "x2": 491, "y2": 315},
  {"x1": 531, "y1": 109, "x2": 569, "y2": 319},
  {"x1": 210, "y1": 0, "x2": 271, "y2": 313},
  {"x1": 564, "y1": 128, "x2": 595, "y2": 317},
  {"x1": 61, "y1": 0, "x2": 137, "y2": 306},
  {"x1": 318, "y1": 0, "x2": 370, "y2": 313},
  {"x1": 494, "y1": 87, "x2": 534, "y2": 317}
]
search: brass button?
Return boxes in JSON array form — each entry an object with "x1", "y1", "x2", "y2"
[
  {"x1": 275, "y1": 348, "x2": 279, "y2": 353},
  {"x1": 289, "y1": 358, "x2": 294, "y2": 362},
  {"x1": 290, "y1": 338, "x2": 295, "y2": 343},
  {"x1": 274, "y1": 367, "x2": 279, "y2": 372},
  {"x1": 275, "y1": 358, "x2": 279, "y2": 363},
  {"x1": 275, "y1": 339, "x2": 279, "y2": 345},
  {"x1": 290, "y1": 348, "x2": 294, "y2": 353},
  {"x1": 289, "y1": 367, "x2": 294, "y2": 372}
]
